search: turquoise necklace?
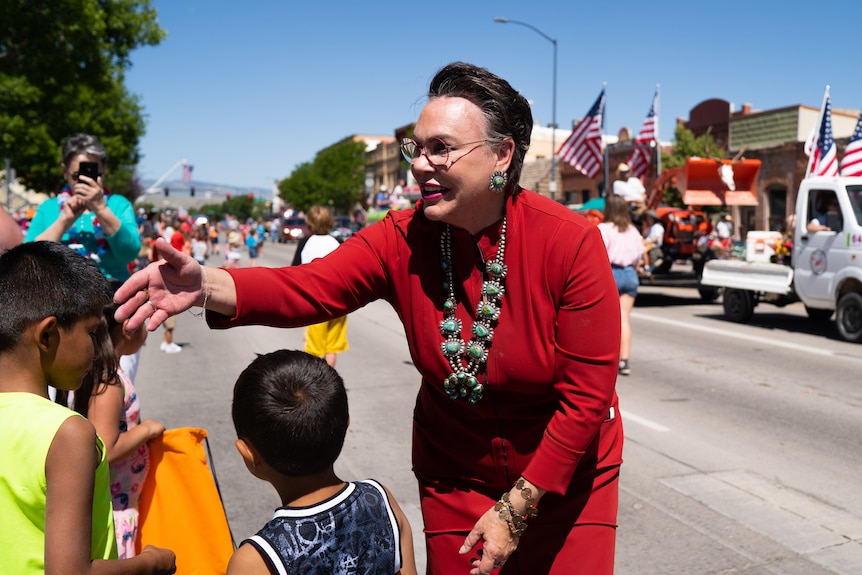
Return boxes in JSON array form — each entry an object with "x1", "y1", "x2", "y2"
[{"x1": 439, "y1": 217, "x2": 508, "y2": 404}]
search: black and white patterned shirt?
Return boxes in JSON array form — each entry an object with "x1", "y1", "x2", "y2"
[{"x1": 243, "y1": 479, "x2": 403, "y2": 575}]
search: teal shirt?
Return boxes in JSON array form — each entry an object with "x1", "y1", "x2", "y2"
[{"x1": 25, "y1": 193, "x2": 141, "y2": 280}]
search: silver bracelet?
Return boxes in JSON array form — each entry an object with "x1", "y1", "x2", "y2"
[{"x1": 188, "y1": 266, "x2": 209, "y2": 319}]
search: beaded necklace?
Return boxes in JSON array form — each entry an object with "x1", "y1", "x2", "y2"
[{"x1": 439, "y1": 217, "x2": 507, "y2": 404}]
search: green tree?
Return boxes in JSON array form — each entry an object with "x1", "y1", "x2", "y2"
[
  {"x1": 199, "y1": 194, "x2": 264, "y2": 222},
  {"x1": 662, "y1": 124, "x2": 726, "y2": 170},
  {"x1": 0, "y1": 0, "x2": 165, "y2": 197},
  {"x1": 279, "y1": 161, "x2": 323, "y2": 212},
  {"x1": 278, "y1": 138, "x2": 367, "y2": 212}
]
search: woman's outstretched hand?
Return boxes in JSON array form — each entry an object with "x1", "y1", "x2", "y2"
[
  {"x1": 114, "y1": 237, "x2": 204, "y2": 332},
  {"x1": 460, "y1": 506, "x2": 518, "y2": 574}
]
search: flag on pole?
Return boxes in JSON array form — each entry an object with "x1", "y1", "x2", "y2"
[
  {"x1": 182, "y1": 163, "x2": 194, "y2": 183},
  {"x1": 557, "y1": 89, "x2": 605, "y2": 178},
  {"x1": 626, "y1": 89, "x2": 658, "y2": 178},
  {"x1": 809, "y1": 95, "x2": 839, "y2": 177},
  {"x1": 839, "y1": 111, "x2": 862, "y2": 177}
]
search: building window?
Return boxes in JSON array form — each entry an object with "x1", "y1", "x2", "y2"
[{"x1": 767, "y1": 186, "x2": 787, "y2": 231}]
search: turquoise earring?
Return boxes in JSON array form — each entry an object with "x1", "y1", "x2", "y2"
[{"x1": 489, "y1": 171, "x2": 507, "y2": 192}]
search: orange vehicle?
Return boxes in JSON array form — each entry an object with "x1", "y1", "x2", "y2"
[{"x1": 646, "y1": 157, "x2": 761, "y2": 275}]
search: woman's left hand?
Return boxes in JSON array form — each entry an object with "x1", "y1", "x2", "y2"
[
  {"x1": 114, "y1": 237, "x2": 204, "y2": 332},
  {"x1": 459, "y1": 506, "x2": 518, "y2": 574}
]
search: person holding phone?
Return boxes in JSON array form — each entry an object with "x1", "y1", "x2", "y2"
[{"x1": 26, "y1": 133, "x2": 141, "y2": 280}]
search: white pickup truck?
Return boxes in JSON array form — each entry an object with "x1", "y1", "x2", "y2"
[{"x1": 700, "y1": 176, "x2": 862, "y2": 342}]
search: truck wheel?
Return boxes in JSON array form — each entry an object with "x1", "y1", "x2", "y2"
[
  {"x1": 654, "y1": 258, "x2": 673, "y2": 274},
  {"x1": 836, "y1": 292, "x2": 862, "y2": 343},
  {"x1": 698, "y1": 285, "x2": 722, "y2": 302},
  {"x1": 805, "y1": 306, "x2": 833, "y2": 321},
  {"x1": 723, "y1": 288, "x2": 754, "y2": 323}
]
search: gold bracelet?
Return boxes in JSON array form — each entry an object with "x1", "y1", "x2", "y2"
[
  {"x1": 494, "y1": 497, "x2": 527, "y2": 537},
  {"x1": 513, "y1": 477, "x2": 539, "y2": 517},
  {"x1": 494, "y1": 479, "x2": 539, "y2": 538}
]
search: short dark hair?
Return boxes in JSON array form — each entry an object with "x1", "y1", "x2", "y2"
[
  {"x1": 0, "y1": 242, "x2": 112, "y2": 353},
  {"x1": 428, "y1": 62, "x2": 532, "y2": 194},
  {"x1": 232, "y1": 350, "x2": 349, "y2": 476}
]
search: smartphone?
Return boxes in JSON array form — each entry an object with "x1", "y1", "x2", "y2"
[{"x1": 77, "y1": 161, "x2": 100, "y2": 182}]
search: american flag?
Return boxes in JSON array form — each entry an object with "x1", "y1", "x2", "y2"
[
  {"x1": 839, "y1": 111, "x2": 862, "y2": 177},
  {"x1": 182, "y1": 163, "x2": 194, "y2": 183},
  {"x1": 557, "y1": 89, "x2": 605, "y2": 178},
  {"x1": 809, "y1": 95, "x2": 838, "y2": 177},
  {"x1": 626, "y1": 89, "x2": 658, "y2": 178}
]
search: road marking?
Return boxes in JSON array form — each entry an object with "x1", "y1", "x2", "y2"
[
  {"x1": 620, "y1": 409, "x2": 670, "y2": 432},
  {"x1": 632, "y1": 311, "x2": 860, "y2": 360}
]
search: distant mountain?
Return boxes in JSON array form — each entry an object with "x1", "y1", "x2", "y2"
[{"x1": 140, "y1": 179, "x2": 272, "y2": 199}]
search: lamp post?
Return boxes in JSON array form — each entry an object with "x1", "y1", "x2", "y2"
[{"x1": 494, "y1": 17, "x2": 558, "y2": 201}]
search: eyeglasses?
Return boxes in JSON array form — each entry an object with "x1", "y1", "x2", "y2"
[{"x1": 400, "y1": 137, "x2": 489, "y2": 165}]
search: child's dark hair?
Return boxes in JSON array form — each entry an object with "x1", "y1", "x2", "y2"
[
  {"x1": 0, "y1": 241, "x2": 113, "y2": 353},
  {"x1": 65, "y1": 279, "x2": 123, "y2": 416},
  {"x1": 232, "y1": 350, "x2": 349, "y2": 476}
]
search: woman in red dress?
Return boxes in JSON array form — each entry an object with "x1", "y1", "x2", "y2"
[{"x1": 116, "y1": 62, "x2": 623, "y2": 575}]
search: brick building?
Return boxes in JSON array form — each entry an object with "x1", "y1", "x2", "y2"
[{"x1": 353, "y1": 98, "x2": 859, "y2": 233}]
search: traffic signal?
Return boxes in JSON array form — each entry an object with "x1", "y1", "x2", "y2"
[
  {"x1": 190, "y1": 187, "x2": 195, "y2": 197},
  {"x1": 164, "y1": 187, "x2": 169, "y2": 196}
]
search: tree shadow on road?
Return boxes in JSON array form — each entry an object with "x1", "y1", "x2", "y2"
[
  {"x1": 634, "y1": 290, "x2": 847, "y2": 342},
  {"x1": 700, "y1": 311, "x2": 842, "y2": 342},
  {"x1": 635, "y1": 291, "x2": 713, "y2": 308}
]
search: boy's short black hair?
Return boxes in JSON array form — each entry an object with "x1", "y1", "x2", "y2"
[
  {"x1": 232, "y1": 350, "x2": 349, "y2": 476},
  {"x1": 0, "y1": 241, "x2": 112, "y2": 353}
]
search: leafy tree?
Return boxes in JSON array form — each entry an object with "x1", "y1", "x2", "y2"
[
  {"x1": 662, "y1": 124, "x2": 726, "y2": 170},
  {"x1": 199, "y1": 194, "x2": 263, "y2": 222},
  {"x1": 0, "y1": 0, "x2": 165, "y2": 197},
  {"x1": 278, "y1": 138, "x2": 367, "y2": 213},
  {"x1": 279, "y1": 161, "x2": 322, "y2": 212}
]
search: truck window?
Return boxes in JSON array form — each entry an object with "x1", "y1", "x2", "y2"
[
  {"x1": 808, "y1": 190, "x2": 841, "y2": 232},
  {"x1": 848, "y1": 185, "x2": 862, "y2": 226}
]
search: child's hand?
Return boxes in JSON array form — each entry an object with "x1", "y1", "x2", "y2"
[
  {"x1": 141, "y1": 419, "x2": 166, "y2": 440},
  {"x1": 138, "y1": 544, "x2": 177, "y2": 574}
]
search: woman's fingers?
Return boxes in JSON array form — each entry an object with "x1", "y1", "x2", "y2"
[
  {"x1": 146, "y1": 305, "x2": 170, "y2": 332},
  {"x1": 114, "y1": 276, "x2": 158, "y2": 331}
]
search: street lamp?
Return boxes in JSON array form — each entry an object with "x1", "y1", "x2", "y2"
[{"x1": 494, "y1": 17, "x2": 558, "y2": 200}]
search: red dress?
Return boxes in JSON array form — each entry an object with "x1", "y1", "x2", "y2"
[{"x1": 210, "y1": 190, "x2": 623, "y2": 574}]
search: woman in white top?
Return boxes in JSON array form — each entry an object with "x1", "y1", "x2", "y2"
[
  {"x1": 598, "y1": 194, "x2": 644, "y2": 376},
  {"x1": 291, "y1": 206, "x2": 348, "y2": 367}
]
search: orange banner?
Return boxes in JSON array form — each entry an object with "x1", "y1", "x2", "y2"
[{"x1": 137, "y1": 428, "x2": 234, "y2": 575}]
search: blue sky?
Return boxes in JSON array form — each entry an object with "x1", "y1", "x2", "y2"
[{"x1": 126, "y1": 0, "x2": 862, "y2": 191}]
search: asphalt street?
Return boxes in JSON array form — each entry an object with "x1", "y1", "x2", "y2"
[{"x1": 131, "y1": 240, "x2": 862, "y2": 574}]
